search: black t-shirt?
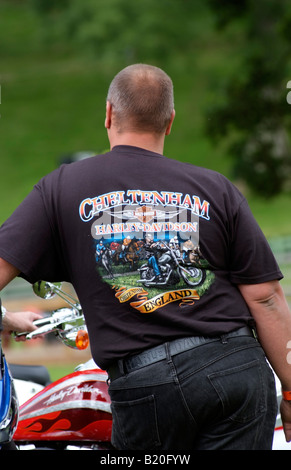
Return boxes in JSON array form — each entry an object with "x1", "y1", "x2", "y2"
[{"x1": 0, "y1": 146, "x2": 283, "y2": 369}]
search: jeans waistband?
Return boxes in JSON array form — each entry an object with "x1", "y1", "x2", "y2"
[{"x1": 107, "y1": 326, "x2": 256, "y2": 381}]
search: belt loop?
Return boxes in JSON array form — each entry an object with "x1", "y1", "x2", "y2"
[
  {"x1": 118, "y1": 358, "x2": 125, "y2": 375},
  {"x1": 165, "y1": 342, "x2": 171, "y2": 362},
  {"x1": 165, "y1": 341, "x2": 178, "y2": 384},
  {"x1": 220, "y1": 334, "x2": 228, "y2": 344},
  {"x1": 251, "y1": 327, "x2": 258, "y2": 341}
]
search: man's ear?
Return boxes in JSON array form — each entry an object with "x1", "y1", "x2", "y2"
[
  {"x1": 165, "y1": 109, "x2": 175, "y2": 135},
  {"x1": 105, "y1": 101, "x2": 112, "y2": 129}
]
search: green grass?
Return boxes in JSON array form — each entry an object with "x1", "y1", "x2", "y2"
[
  {"x1": 247, "y1": 193, "x2": 291, "y2": 239},
  {"x1": 47, "y1": 364, "x2": 77, "y2": 382},
  {"x1": 1, "y1": 1, "x2": 291, "y2": 240},
  {"x1": 1, "y1": 54, "x2": 111, "y2": 220}
]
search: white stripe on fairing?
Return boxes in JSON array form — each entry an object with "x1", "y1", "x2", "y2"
[
  {"x1": 20, "y1": 372, "x2": 108, "y2": 414},
  {"x1": 18, "y1": 399, "x2": 112, "y2": 421}
]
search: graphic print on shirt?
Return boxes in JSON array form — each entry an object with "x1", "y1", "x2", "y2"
[{"x1": 79, "y1": 189, "x2": 214, "y2": 313}]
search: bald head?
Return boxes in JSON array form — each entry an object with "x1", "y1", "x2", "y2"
[{"x1": 106, "y1": 64, "x2": 174, "y2": 134}]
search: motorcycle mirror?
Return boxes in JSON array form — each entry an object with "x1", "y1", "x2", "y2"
[{"x1": 33, "y1": 281, "x2": 62, "y2": 299}]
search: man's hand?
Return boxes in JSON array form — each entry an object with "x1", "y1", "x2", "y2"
[
  {"x1": 3, "y1": 309, "x2": 43, "y2": 341},
  {"x1": 281, "y1": 399, "x2": 291, "y2": 442}
]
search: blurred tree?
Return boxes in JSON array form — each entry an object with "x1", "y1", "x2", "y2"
[
  {"x1": 29, "y1": 0, "x2": 205, "y2": 63},
  {"x1": 29, "y1": 0, "x2": 291, "y2": 196},
  {"x1": 30, "y1": 0, "x2": 69, "y2": 13},
  {"x1": 206, "y1": 0, "x2": 291, "y2": 197}
]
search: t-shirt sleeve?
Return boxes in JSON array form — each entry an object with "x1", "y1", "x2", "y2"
[
  {"x1": 228, "y1": 199, "x2": 283, "y2": 284},
  {"x1": 0, "y1": 185, "x2": 69, "y2": 284}
]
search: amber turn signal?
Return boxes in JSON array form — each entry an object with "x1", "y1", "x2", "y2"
[{"x1": 75, "y1": 329, "x2": 89, "y2": 350}]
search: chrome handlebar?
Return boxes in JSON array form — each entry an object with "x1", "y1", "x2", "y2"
[{"x1": 16, "y1": 282, "x2": 89, "y2": 350}]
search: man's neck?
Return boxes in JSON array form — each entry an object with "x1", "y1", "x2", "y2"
[{"x1": 108, "y1": 131, "x2": 165, "y2": 155}]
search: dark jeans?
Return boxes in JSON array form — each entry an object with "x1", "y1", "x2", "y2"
[{"x1": 108, "y1": 335, "x2": 277, "y2": 450}]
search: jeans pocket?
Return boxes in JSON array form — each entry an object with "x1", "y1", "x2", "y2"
[
  {"x1": 111, "y1": 394, "x2": 161, "y2": 450},
  {"x1": 208, "y1": 359, "x2": 268, "y2": 423}
]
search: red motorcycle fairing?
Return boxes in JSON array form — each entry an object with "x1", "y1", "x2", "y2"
[{"x1": 13, "y1": 368, "x2": 112, "y2": 443}]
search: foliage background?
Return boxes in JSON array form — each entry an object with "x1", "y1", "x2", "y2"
[{"x1": 1, "y1": 0, "x2": 291, "y2": 239}]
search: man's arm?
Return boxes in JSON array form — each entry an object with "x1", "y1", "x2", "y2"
[
  {"x1": 0, "y1": 257, "x2": 20, "y2": 290},
  {"x1": 238, "y1": 280, "x2": 291, "y2": 441}
]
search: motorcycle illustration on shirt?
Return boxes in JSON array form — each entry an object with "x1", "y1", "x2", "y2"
[{"x1": 137, "y1": 237, "x2": 206, "y2": 288}]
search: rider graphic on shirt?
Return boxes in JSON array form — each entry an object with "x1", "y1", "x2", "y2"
[{"x1": 87, "y1": 189, "x2": 214, "y2": 314}]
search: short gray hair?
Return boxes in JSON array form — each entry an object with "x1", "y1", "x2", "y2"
[{"x1": 107, "y1": 64, "x2": 174, "y2": 134}]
